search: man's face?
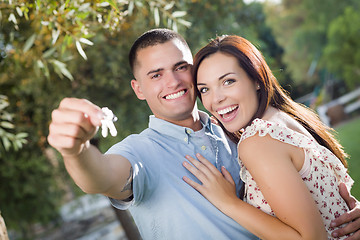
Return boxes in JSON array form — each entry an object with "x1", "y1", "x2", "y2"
[{"x1": 131, "y1": 39, "x2": 197, "y2": 124}]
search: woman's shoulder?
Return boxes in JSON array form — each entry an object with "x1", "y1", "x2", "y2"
[
  {"x1": 239, "y1": 110, "x2": 316, "y2": 155},
  {"x1": 265, "y1": 109, "x2": 314, "y2": 140}
]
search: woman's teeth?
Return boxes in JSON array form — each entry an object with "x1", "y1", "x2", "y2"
[{"x1": 217, "y1": 105, "x2": 237, "y2": 115}]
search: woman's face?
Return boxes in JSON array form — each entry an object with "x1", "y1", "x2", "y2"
[{"x1": 196, "y1": 52, "x2": 259, "y2": 132}]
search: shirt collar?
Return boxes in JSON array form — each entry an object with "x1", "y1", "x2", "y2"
[{"x1": 148, "y1": 111, "x2": 213, "y2": 143}]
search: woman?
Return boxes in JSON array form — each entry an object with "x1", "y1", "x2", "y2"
[{"x1": 182, "y1": 35, "x2": 353, "y2": 239}]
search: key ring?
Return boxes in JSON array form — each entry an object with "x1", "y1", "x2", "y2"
[{"x1": 101, "y1": 107, "x2": 118, "y2": 137}]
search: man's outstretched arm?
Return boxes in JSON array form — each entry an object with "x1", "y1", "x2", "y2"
[
  {"x1": 331, "y1": 183, "x2": 360, "y2": 239},
  {"x1": 48, "y1": 98, "x2": 133, "y2": 200}
]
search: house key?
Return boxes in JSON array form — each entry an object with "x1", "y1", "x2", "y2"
[{"x1": 101, "y1": 107, "x2": 118, "y2": 137}]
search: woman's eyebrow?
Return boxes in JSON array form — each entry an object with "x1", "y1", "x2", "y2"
[{"x1": 219, "y1": 72, "x2": 235, "y2": 80}]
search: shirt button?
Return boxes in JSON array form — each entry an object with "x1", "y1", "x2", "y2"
[
  {"x1": 186, "y1": 129, "x2": 192, "y2": 134},
  {"x1": 184, "y1": 137, "x2": 188, "y2": 142},
  {"x1": 201, "y1": 146, "x2": 206, "y2": 150}
]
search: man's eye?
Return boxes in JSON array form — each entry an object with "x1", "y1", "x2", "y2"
[
  {"x1": 176, "y1": 64, "x2": 188, "y2": 71},
  {"x1": 151, "y1": 74, "x2": 161, "y2": 79},
  {"x1": 198, "y1": 87, "x2": 208, "y2": 94}
]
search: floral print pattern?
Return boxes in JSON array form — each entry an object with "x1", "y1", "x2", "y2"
[{"x1": 239, "y1": 118, "x2": 354, "y2": 239}]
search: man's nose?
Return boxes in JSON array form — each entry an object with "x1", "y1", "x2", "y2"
[{"x1": 164, "y1": 71, "x2": 181, "y2": 87}]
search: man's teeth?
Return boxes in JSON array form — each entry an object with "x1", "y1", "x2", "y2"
[
  {"x1": 217, "y1": 106, "x2": 237, "y2": 115},
  {"x1": 165, "y1": 90, "x2": 185, "y2": 100}
]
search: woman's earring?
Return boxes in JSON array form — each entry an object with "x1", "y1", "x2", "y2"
[{"x1": 257, "y1": 84, "x2": 260, "y2": 90}]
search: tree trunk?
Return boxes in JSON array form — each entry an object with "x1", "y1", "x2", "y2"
[
  {"x1": 112, "y1": 207, "x2": 141, "y2": 240},
  {"x1": 0, "y1": 212, "x2": 9, "y2": 240}
]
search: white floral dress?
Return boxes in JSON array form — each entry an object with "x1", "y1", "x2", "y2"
[{"x1": 239, "y1": 118, "x2": 354, "y2": 239}]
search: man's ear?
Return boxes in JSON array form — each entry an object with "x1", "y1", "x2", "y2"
[{"x1": 131, "y1": 79, "x2": 146, "y2": 100}]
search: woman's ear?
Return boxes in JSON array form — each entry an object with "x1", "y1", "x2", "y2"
[{"x1": 131, "y1": 79, "x2": 146, "y2": 100}]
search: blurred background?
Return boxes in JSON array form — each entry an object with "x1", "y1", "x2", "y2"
[{"x1": 1, "y1": 0, "x2": 359, "y2": 239}]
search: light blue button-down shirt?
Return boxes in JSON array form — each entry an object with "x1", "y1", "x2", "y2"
[{"x1": 107, "y1": 111, "x2": 258, "y2": 240}]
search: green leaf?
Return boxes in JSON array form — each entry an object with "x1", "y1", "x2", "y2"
[
  {"x1": 107, "y1": 0, "x2": 120, "y2": 13},
  {"x1": 0, "y1": 100, "x2": 9, "y2": 111},
  {"x1": 76, "y1": 40, "x2": 87, "y2": 60},
  {"x1": 172, "y1": 11, "x2": 186, "y2": 18},
  {"x1": 43, "y1": 61, "x2": 50, "y2": 80},
  {"x1": 51, "y1": 29, "x2": 60, "y2": 45},
  {"x1": 16, "y1": 7, "x2": 23, "y2": 17},
  {"x1": 1, "y1": 121, "x2": 14, "y2": 129},
  {"x1": 98, "y1": 2, "x2": 110, "y2": 7},
  {"x1": 2, "y1": 136, "x2": 11, "y2": 151},
  {"x1": 154, "y1": 7, "x2": 160, "y2": 26},
  {"x1": 172, "y1": 21, "x2": 178, "y2": 32},
  {"x1": 78, "y1": 3, "x2": 91, "y2": 12},
  {"x1": 43, "y1": 48, "x2": 57, "y2": 58},
  {"x1": 16, "y1": 132, "x2": 28, "y2": 139},
  {"x1": 8, "y1": 13, "x2": 17, "y2": 24},
  {"x1": 177, "y1": 19, "x2": 192, "y2": 27},
  {"x1": 51, "y1": 60, "x2": 74, "y2": 81},
  {"x1": 164, "y1": 2, "x2": 175, "y2": 11},
  {"x1": 23, "y1": 34, "x2": 36, "y2": 53},
  {"x1": 59, "y1": 66, "x2": 74, "y2": 81},
  {"x1": 128, "y1": 1, "x2": 134, "y2": 15},
  {"x1": 79, "y1": 38, "x2": 94, "y2": 46}
]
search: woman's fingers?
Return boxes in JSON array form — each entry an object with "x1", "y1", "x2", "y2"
[
  {"x1": 182, "y1": 175, "x2": 203, "y2": 193},
  {"x1": 221, "y1": 166, "x2": 236, "y2": 185},
  {"x1": 195, "y1": 153, "x2": 223, "y2": 176},
  {"x1": 183, "y1": 157, "x2": 208, "y2": 184}
]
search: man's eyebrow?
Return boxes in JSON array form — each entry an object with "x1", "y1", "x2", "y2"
[
  {"x1": 174, "y1": 61, "x2": 188, "y2": 68},
  {"x1": 147, "y1": 68, "x2": 163, "y2": 76},
  {"x1": 146, "y1": 61, "x2": 189, "y2": 75}
]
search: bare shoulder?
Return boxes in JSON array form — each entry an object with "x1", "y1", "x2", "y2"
[
  {"x1": 238, "y1": 133, "x2": 289, "y2": 165},
  {"x1": 267, "y1": 111, "x2": 314, "y2": 140}
]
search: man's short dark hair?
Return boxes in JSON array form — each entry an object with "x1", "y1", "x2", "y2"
[{"x1": 129, "y1": 28, "x2": 189, "y2": 73}]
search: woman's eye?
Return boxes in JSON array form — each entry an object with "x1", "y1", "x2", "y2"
[
  {"x1": 224, "y1": 79, "x2": 235, "y2": 86},
  {"x1": 198, "y1": 87, "x2": 208, "y2": 94}
]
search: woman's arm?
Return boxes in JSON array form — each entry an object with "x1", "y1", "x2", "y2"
[{"x1": 183, "y1": 134, "x2": 327, "y2": 240}]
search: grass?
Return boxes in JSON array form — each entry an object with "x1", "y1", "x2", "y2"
[{"x1": 335, "y1": 117, "x2": 360, "y2": 200}]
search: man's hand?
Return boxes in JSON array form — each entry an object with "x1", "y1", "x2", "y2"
[
  {"x1": 48, "y1": 98, "x2": 103, "y2": 157},
  {"x1": 331, "y1": 183, "x2": 360, "y2": 239}
]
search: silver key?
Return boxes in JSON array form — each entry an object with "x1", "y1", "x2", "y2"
[{"x1": 101, "y1": 107, "x2": 118, "y2": 137}]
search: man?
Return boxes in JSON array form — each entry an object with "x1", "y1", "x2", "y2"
[{"x1": 48, "y1": 28, "x2": 360, "y2": 239}]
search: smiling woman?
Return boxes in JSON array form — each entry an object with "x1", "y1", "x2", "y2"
[
  {"x1": 196, "y1": 52, "x2": 259, "y2": 133},
  {"x1": 183, "y1": 35, "x2": 355, "y2": 240}
]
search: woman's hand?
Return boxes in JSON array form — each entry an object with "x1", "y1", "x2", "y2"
[{"x1": 182, "y1": 153, "x2": 239, "y2": 213}]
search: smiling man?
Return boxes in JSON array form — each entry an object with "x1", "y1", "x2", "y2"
[
  {"x1": 48, "y1": 29, "x2": 257, "y2": 240},
  {"x1": 48, "y1": 29, "x2": 360, "y2": 240}
]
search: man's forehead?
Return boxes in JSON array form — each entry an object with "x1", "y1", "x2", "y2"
[{"x1": 134, "y1": 39, "x2": 192, "y2": 74}]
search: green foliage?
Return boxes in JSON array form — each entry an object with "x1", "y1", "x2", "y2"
[
  {"x1": 0, "y1": 145, "x2": 63, "y2": 236},
  {"x1": 264, "y1": 0, "x2": 359, "y2": 96},
  {"x1": 183, "y1": 0, "x2": 292, "y2": 96},
  {"x1": 323, "y1": 6, "x2": 360, "y2": 89},
  {"x1": 336, "y1": 118, "x2": 360, "y2": 200},
  {"x1": 0, "y1": 95, "x2": 28, "y2": 155}
]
